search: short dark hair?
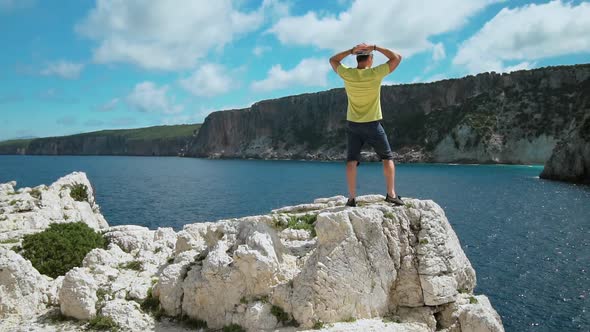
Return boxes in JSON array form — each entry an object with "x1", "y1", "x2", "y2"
[{"x1": 356, "y1": 54, "x2": 372, "y2": 63}]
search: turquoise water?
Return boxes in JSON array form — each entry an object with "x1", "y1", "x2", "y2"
[{"x1": 0, "y1": 155, "x2": 588, "y2": 331}]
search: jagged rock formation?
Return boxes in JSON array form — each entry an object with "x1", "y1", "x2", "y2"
[
  {"x1": 189, "y1": 64, "x2": 590, "y2": 164},
  {"x1": 540, "y1": 114, "x2": 590, "y2": 184},
  {"x1": 0, "y1": 124, "x2": 200, "y2": 157},
  {"x1": 0, "y1": 173, "x2": 504, "y2": 331},
  {"x1": 0, "y1": 172, "x2": 108, "y2": 242}
]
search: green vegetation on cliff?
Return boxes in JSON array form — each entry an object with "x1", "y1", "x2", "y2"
[
  {"x1": 69, "y1": 124, "x2": 200, "y2": 140},
  {"x1": 0, "y1": 124, "x2": 201, "y2": 156}
]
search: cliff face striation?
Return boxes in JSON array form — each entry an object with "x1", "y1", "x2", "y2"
[
  {"x1": 540, "y1": 114, "x2": 590, "y2": 184},
  {"x1": 0, "y1": 173, "x2": 504, "y2": 332},
  {"x1": 189, "y1": 64, "x2": 590, "y2": 164},
  {"x1": 0, "y1": 124, "x2": 201, "y2": 157}
]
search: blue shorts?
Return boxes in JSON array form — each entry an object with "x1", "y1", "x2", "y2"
[{"x1": 346, "y1": 120, "x2": 394, "y2": 165}]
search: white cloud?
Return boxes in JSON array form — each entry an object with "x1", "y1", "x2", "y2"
[
  {"x1": 126, "y1": 82, "x2": 183, "y2": 114},
  {"x1": 40, "y1": 61, "x2": 84, "y2": 79},
  {"x1": 179, "y1": 64, "x2": 233, "y2": 97},
  {"x1": 251, "y1": 58, "x2": 330, "y2": 92},
  {"x1": 76, "y1": 0, "x2": 266, "y2": 70},
  {"x1": 253, "y1": 46, "x2": 271, "y2": 57},
  {"x1": 432, "y1": 43, "x2": 446, "y2": 62},
  {"x1": 0, "y1": 0, "x2": 34, "y2": 12},
  {"x1": 96, "y1": 98, "x2": 119, "y2": 112},
  {"x1": 454, "y1": 1, "x2": 590, "y2": 73},
  {"x1": 56, "y1": 115, "x2": 77, "y2": 126},
  {"x1": 269, "y1": 0, "x2": 499, "y2": 57}
]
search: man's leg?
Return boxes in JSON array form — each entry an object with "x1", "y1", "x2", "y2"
[
  {"x1": 346, "y1": 161, "x2": 358, "y2": 199},
  {"x1": 383, "y1": 159, "x2": 396, "y2": 197},
  {"x1": 367, "y1": 122, "x2": 402, "y2": 204}
]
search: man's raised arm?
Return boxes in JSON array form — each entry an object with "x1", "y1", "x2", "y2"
[
  {"x1": 329, "y1": 44, "x2": 370, "y2": 73},
  {"x1": 374, "y1": 45, "x2": 402, "y2": 73}
]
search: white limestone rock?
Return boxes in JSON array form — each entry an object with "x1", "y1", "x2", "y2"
[
  {"x1": 180, "y1": 219, "x2": 290, "y2": 329},
  {"x1": 277, "y1": 208, "x2": 397, "y2": 327},
  {"x1": 59, "y1": 267, "x2": 99, "y2": 320},
  {"x1": 100, "y1": 299, "x2": 153, "y2": 331},
  {"x1": 397, "y1": 306, "x2": 436, "y2": 331},
  {"x1": 0, "y1": 248, "x2": 49, "y2": 318},
  {"x1": 46, "y1": 276, "x2": 65, "y2": 306},
  {"x1": 233, "y1": 302, "x2": 278, "y2": 331},
  {"x1": 104, "y1": 225, "x2": 154, "y2": 253},
  {"x1": 83, "y1": 245, "x2": 134, "y2": 269},
  {"x1": 272, "y1": 203, "x2": 327, "y2": 214},
  {"x1": 154, "y1": 250, "x2": 199, "y2": 316},
  {"x1": 458, "y1": 295, "x2": 504, "y2": 332},
  {"x1": 414, "y1": 200, "x2": 476, "y2": 305},
  {"x1": 0, "y1": 172, "x2": 108, "y2": 241}
]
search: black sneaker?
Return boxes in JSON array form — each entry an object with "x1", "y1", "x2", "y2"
[
  {"x1": 346, "y1": 198, "x2": 356, "y2": 207},
  {"x1": 385, "y1": 193, "x2": 404, "y2": 206}
]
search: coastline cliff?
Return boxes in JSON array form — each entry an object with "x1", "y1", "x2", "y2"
[
  {"x1": 189, "y1": 64, "x2": 590, "y2": 164},
  {"x1": 540, "y1": 114, "x2": 590, "y2": 184},
  {"x1": 0, "y1": 124, "x2": 201, "y2": 157}
]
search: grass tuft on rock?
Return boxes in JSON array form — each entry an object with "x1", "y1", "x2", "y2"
[
  {"x1": 286, "y1": 214, "x2": 317, "y2": 237},
  {"x1": 469, "y1": 296, "x2": 479, "y2": 304},
  {"x1": 69, "y1": 183, "x2": 89, "y2": 202},
  {"x1": 20, "y1": 222, "x2": 106, "y2": 278},
  {"x1": 88, "y1": 315, "x2": 119, "y2": 331},
  {"x1": 312, "y1": 320, "x2": 324, "y2": 329},
  {"x1": 30, "y1": 188, "x2": 42, "y2": 199},
  {"x1": 140, "y1": 287, "x2": 160, "y2": 313},
  {"x1": 180, "y1": 315, "x2": 208, "y2": 329},
  {"x1": 223, "y1": 323, "x2": 246, "y2": 332},
  {"x1": 270, "y1": 305, "x2": 290, "y2": 324},
  {"x1": 119, "y1": 260, "x2": 143, "y2": 271}
]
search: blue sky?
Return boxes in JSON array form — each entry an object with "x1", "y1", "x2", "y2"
[{"x1": 1, "y1": 0, "x2": 589, "y2": 141}]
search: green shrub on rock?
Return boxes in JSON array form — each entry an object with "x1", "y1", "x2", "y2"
[
  {"x1": 223, "y1": 323, "x2": 246, "y2": 332},
  {"x1": 69, "y1": 183, "x2": 89, "y2": 202},
  {"x1": 21, "y1": 222, "x2": 106, "y2": 278},
  {"x1": 88, "y1": 315, "x2": 119, "y2": 331}
]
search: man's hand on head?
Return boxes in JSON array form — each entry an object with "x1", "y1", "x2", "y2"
[{"x1": 352, "y1": 43, "x2": 371, "y2": 54}]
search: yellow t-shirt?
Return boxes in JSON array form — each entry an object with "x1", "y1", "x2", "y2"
[{"x1": 337, "y1": 63, "x2": 390, "y2": 123}]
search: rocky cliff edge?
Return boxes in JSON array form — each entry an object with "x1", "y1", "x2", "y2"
[{"x1": 0, "y1": 172, "x2": 504, "y2": 332}]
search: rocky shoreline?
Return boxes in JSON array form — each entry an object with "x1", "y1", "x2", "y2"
[{"x1": 0, "y1": 173, "x2": 504, "y2": 331}]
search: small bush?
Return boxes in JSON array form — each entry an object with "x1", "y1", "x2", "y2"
[
  {"x1": 223, "y1": 324, "x2": 246, "y2": 332},
  {"x1": 96, "y1": 288, "x2": 109, "y2": 303},
  {"x1": 286, "y1": 214, "x2": 317, "y2": 237},
  {"x1": 312, "y1": 321, "x2": 324, "y2": 329},
  {"x1": 69, "y1": 183, "x2": 89, "y2": 202},
  {"x1": 469, "y1": 296, "x2": 479, "y2": 304},
  {"x1": 9, "y1": 200, "x2": 17, "y2": 206},
  {"x1": 271, "y1": 305, "x2": 290, "y2": 324},
  {"x1": 180, "y1": 315, "x2": 208, "y2": 329},
  {"x1": 120, "y1": 260, "x2": 143, "y2": 271},
  {"x1": 88, "y1": 315, "x2": 119, "y2": 331},
  {"x1": 30, "y1": 188, "x2": 42, "y2": 199},
  {"x1": 419, "y1": 239, "x2": 429, "y2": 245},
  {"x1": 0, "y1": 238, "x2": 19, "y2": 244},
  {"x1": 20, "y1": 222, "x2": 106, "y2": 278},
  {"x1": 343, "y1": 317, "x2": 356, "y2": 322},
  {"x1": 140, "y1": 287, "x2": 160, "y2": 313},
  {"x1": 383, "y1": 212, "x2": 395, "y2": 219}
]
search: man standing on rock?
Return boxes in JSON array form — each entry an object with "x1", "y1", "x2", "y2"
[{"x1": 329, "y1": 43, "x2": 404, "y2": 207}]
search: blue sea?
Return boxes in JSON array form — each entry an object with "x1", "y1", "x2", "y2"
[{"x1": 0, "y1": 155, "x2": 588, "y2": 331}]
